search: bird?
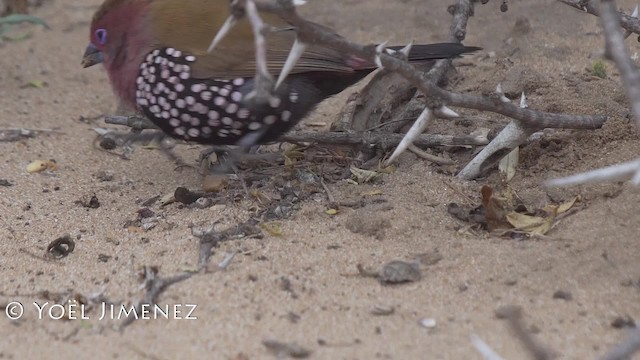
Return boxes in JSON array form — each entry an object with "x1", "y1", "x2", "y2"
[{"x1": 82, "y1": 0, "x2": 480, "y2": 148}]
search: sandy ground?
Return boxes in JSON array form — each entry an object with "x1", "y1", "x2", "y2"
[{"x1": 1, "y1": 0, "x2": 640, "y2": 359}]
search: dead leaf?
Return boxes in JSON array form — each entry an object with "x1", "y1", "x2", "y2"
[
  {"x1": 325, "y1": 208, "x2": 338, "y2": 215},
  {"x1": 260, "y1": 222, "x2": 283, "y2": 236},
  {"x1": 544, "y1": 196, "x2": 579, "y2": 214},
  {"x1": 250, "y1": 190, "x2": 271, "y2": 203},
  {"x1": 481, "y1": 185, "x2": 511, "y2": 231},
  {"x1": 22, "y1": 80, "x2": 47, "y2": 88},
  {"x1": 350, "y1": 166, "x2": 380, "y2": 184},
  {"x1": 202, "y1": 174, "x2": 227, "y2": 192},
  {"x1": 506, "y1": 211, "x2": 554, "y2": 235},
  {"x1": 360, "y1": 189, "x2": 383, "y2": 196},
  {"x1": 376, "y1": 162, "x2": 397, "y2": 174},
  {"x1": 499, "y1": 147, "x2": 519, "y2": 182}
]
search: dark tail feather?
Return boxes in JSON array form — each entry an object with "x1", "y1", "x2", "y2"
[{"x1": 389, "y1": 43, "x2": 481, "y2": 61}]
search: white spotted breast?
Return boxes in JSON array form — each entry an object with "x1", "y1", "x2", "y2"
[{"x1": 134, "y1": 47, "x2": 301, "y2": 146}]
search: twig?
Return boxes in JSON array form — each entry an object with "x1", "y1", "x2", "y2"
[
  {"x1": 600, "y1": 326, "x2": 640, "y2": 360},
  {"x1": 281, "y1": 130, "x2": 489, "y2": 148},
  {"x1": 104, "y1": 0, "x2": 607, "y2": 180},
  {"x1": 223, "y1": 0, "x2": 607, "y2": 177},
  {"x1": 0, "y1": 127, "x2": 63, "y2": 142},
  {"x1": 225, "y1": 0, "x2": 607, "y2": 129},
  {"x1": 408, "y1": 144, "x2": 455, "y2": 165},
  {"x1": 547, "y1": 0, "x2": 640, "y2": 187},
  {"x1": 599, "y1": 0, "x2": 640, "y2": 129},
  {"x1": 319, "y1": 178, "x2": 337, "y2": 208},
  {"x1": 104, "y1": 113, "x2": 490, "y2": 148},
  {"x1": 120, "y1": 271, "x2": 193, "y2": 329},
  {"x1": 546, "y1": 158, "x2": 640, "y2": 187},
  {"x1": 217, "y1": 252, "x2": 237, "y2": 270},
  {"x1": 559, "y1": 0, "x2": 640, "y2": 35},
  {"x1": 18, "y1": 248, "x2": 64, "y2": 266},
  {"x1": 470, "y1": 334, "x2": 506, "y2": 360},
  {"x1": 243, "y1": 0, "x2": 279, "y2": 108},
  {"x1": 458, "y1": 92, "x2": 535, "y2": 179},
  {"x1": 497, "y1": 305, "x2": 555, "y2": 360}
]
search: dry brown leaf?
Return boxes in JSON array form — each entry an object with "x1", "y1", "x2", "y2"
[
  {"x1": 350, "y1": 166, "x2": 380, "y2": 184},
  {"x1": 481, "y1": 185, "x2": 511, "y2": 231},
  {"x1": 360, "y1": 189, "x2": 383, "y2": 196},
  {"x1": 506, "y1": 212, "x2": 554, "y2": 235},
  {"x1": 544, "y1": 196, "x2": 579, "y2": 214},
  {"x1": 260, "y1": 222, "x2": 283, "y2": 237},
  {"x1": 499, "y1": 147, "x2": 519, "y2": 182}
]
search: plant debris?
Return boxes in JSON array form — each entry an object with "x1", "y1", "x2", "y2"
[
  {"x1": 45, "y1": 234, "x2": 75, "y2": 259},
  {"x1": 75, "y1": 194, "x2": 100, "y2": 208},
  {"x1": 262, "y1": 339, "x2": 312, "y2": 358},
  {"x1": 448, "y1": 185, "x2": 579, "y2": 237}
]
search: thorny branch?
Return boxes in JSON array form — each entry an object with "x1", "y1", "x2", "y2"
[
  {"x1": 549, "y1": 0, "x2": 640, "y2": 187},
  {"x1": 206, "y1": 0, "x2": 606, "y2": 179},
  {"x1": 559, "y1": 0, "x2": 640, "y2": 35},
  {"x1": 100, "y1": 0, "x2": 608, "y2": 179},
  {"x1": 600, "y1": 0, "x2": 640, "y2": 129},
  {"x1": 103, "y1": 114, "x2": 491, "y2": 148},
  {"x1": 119, "y1": 269, "x2": 193, "y2": 329}
]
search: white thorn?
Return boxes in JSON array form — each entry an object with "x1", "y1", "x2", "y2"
[
  {"x1": 545, "y1": 159, "x2": 640, "y2": 187},
  {"x1": 208, "y1": 16, "x2": 238, "y2": 53},
  {"x1": 276, "y1": 39, "x2": 308, "y2": 89},
  {"x1": 633, "y1": 4, "x2": 639, "y2": 18},
  {"x1": 632, "y1": 167, "x2": 640, "y2": 185},
  {"x1": 519, "y1": 92, "x2": 528, "y2": 108},
  {"x1": 292, "y1": 0, "x2": 307, "y2": 5},
  {"x1": 399, "y1": 41, "x2": 414, "y2": 57},
  {"x1": 437, "y1": 105, "x2": 459, "y2": 118},
  {"x1": 218, "y1": 252, "x2": 237, "y2": 270},
  {"x1": 495, "y1": 83, "x2": 510, "y2": 103},
  {"x1": 375, "y1": 41, "x2": 389, "y2": 69},
  {"x1": 470, "y1": 334, "x2": 506, "y2": 360},
  {"x1": 386, "y1": 107, "x2": 433, "y2": 164}
]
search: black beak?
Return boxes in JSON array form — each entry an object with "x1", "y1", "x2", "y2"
[{"x1": 82, "y1": 43, "x2": 103, "y2": 68}]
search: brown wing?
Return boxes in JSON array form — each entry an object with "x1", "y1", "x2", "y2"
[{"x1": 149, "y1": 0, "x2": 355, "y2": 80}]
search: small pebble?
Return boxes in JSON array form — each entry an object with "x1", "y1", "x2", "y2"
[
  {"x1": 419, "y1": 318, "x2": 437, "y2": 328},
  {"x1": 379, "y1": 260, "x2": 421, "y2": 284},
  {"x1": 194, "y1": 197, "x2": 214, "y2": 209},
  {"x1": 495, "y1": 305, "x2": 523, "y2": 319},
  {"x1": 553, "y1": 289, "x2": 573, "y2": 301},
  {"x1": 371, "y1": 305, "x2": 395, "y2": 316},
  {"x1": 26, "y1": 159, "x2": 48, "y2": 173},
  {"x1": 611, "y1": 316, "x2": 636, "y2": 329}
]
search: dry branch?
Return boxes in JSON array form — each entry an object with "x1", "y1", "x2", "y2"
[
  {"x1": 102, "y1": 0, "x2": 608, "y2": 181},
  {"x1": 559, "y1": 0, "x2": 640, "y2": 34},
  {"x1": 243, "y1": 0, "x2": 606, "y2": 178},
  {"x1": 550, "y1": 0, "x2": 640, "y2": 186},
  {"x1": 103, "y1": 114, "x2": 490, "y2": 148}
]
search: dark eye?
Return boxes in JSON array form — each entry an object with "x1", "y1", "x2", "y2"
[{"x1": 95, "y1": 29, "x2": 107, "y2": 45}]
